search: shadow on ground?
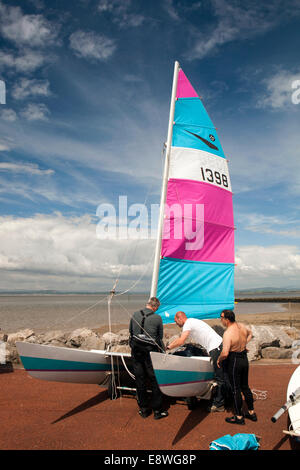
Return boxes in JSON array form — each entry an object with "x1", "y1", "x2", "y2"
[{"x1": 52, "y1": 390, "x2": 108, "y2": 424}]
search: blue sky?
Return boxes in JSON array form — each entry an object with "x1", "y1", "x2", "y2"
[{"x1": 0, "y1": 0, "x2": 300, "y2": 292}]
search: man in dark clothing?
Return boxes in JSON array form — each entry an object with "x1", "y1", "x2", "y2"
[
  {"x1": 129, "y1": 297, "x2": 168, "y2": 420},
  {"x1": 217, "y1": 310, "x2": 257, "y2": 425}
]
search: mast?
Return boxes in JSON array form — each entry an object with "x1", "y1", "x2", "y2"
[{"x1": 150, "y1": 60, "x2": 180, "y2": 297}]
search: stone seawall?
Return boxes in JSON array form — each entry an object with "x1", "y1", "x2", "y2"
[{"x1": 1, "y1": 324, "x2": 300, "y2": 365}]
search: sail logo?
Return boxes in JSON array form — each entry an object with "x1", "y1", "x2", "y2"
[
  {"x1": 96, "y1": 196, "x2": 204, "y2": 250},
  {"x1": 185, "y1": 130, "x2": 219, "y2": 150},
  {"x1": 292, "y1": 80, "x2": 300, "y2": 104}
]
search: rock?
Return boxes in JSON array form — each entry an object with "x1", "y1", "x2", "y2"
[
  {"x1": 79, "y1": 336, "x2": 106, "y2": 351},
  {"x1": 0, "y1": 332, "x2": 8, "y2": 342},
  {"x1": 117, "y1": 329, "x2": 130, "y2": 345},
  {"x1": 246, "y1": 339, "x2": 261, "y2": 362},
  {"x1": 7, "y1": 329, "x2": 35, "y2": 346},
  {"x1": 282, "y1": 327, "x2": 300, "y2": 341},
  {"x1": 102, "y1": 332, "x2": 119, "y2": 348},
  {"x1": 5, "y1": 344, "x2": 21, "y2": 364},
  {"x1": 38, "y1": 330, "x2": 68, "y2": 345},
  {"x1": 261, "y1": 347, "x2": 293, "y2": 359},
  {"x1": 110, "y1": 344, "x2": 131, "y2": 354},
  {"x1": 291, "y1": 348, "x2": 300, "y2": 363},
  {"x1": 212, "y1": 325, "x2": 225, "y2": 337},
  {"x1": 250, "y1": 325, "x2": 293, "y2": 349},
  {"x1": 67, "y1": 328, "x2": 97, "y2": 348},
  {"x1": 292, "y1": 339, "x2": 300, "y2": 349}
]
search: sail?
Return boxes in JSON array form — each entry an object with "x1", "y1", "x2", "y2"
[{"x1": 156, "y1": 68, "x2": 234, "y2": 324}]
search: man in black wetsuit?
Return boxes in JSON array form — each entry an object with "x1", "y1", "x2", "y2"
[
  {"x1": 217, "y1": 310, "x2": 257, "y2": 425},
  {"x1": 129, "y1": 297, "x2": 168, "y2": 420}
]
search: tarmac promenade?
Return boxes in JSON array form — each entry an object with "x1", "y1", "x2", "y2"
[{"x1": 1, "y1": 362, "x2": 300, "y2": 451}]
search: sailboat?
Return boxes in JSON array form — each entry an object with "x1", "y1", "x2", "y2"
[
  {"x1": 16, "y1": 61, "x2": 234, "y2": 401},
  {"x1": 149, "y1": 61, "x2": 234, "y2": 398}
]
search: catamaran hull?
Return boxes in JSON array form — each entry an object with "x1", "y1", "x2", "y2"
[
  {"x1": 286, "y1": 364, "x2": 300, "y2": 437},
  {"x1": 16, "y1": 341, "x2": 114, "y2": 385},
  {"x1": 150, "y1": 351, "x2": 215, "y2": 398}
]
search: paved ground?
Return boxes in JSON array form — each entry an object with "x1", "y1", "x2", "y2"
[{"x1": 0, "y1": 363, "x2": 300, "y2": 451}]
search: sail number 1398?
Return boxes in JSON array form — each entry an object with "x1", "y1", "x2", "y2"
[{"x1": 200, "y1": 167, "x2": 229, "y2": 188}]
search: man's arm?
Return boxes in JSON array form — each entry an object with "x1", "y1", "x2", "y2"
[
  {"x1": 217, "y1": 331, "x2": 231, "y2": 367},
  {"x1": 245, "y1": 324, "x2": 252, "y2": 344},
  {"x1": 167, "y1": 330, "x2": 190, "y2": 350}
]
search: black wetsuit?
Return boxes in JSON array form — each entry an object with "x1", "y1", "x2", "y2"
[
  {"x1": 129, "y1": 308, "x2": 164, "y2": 413},
  {"x1": 226, "y1": 350, "x2": 254, "y2": 416}
]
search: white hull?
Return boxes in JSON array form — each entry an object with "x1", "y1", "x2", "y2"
[
  {"x1": 287, "y1": 365, "x2": 300, "y2": 437},
  {"x1": 16, "y1": 342, "x2": 215, "y2": 400},
  {"x1": 150, "y1": 351, "x2": 215, "y2": 398},
  {"x1": 16, "y1": 342, "x2": 131, "y2": 385}
]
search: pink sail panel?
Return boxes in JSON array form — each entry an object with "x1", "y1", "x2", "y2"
[
  {"x1": 161, "y1": 218, "x2": 234, "y2": 263},
  {"x1": 161, "y1": 179, "x2": 234, "y2": 263},
  {"x1": 176, "y1": 69, "x2": 198, "y2": 99},
  {"x1": 166, "y1": 179, "x2": 234, "y2": 227}
]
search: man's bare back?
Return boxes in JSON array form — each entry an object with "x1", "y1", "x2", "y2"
[{"x1": 223, "y1": 322, "x2": 252, "y2": 352}]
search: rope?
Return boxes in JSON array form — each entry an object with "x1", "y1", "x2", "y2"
[
  {"x1": 121, "y1": 354, "x2": 135, "y2": 380},
  {"x1": 251, "y1": 389, "x2": 268, "y2": 400},
  {"x1": 61, "y1": 294, "x2": 109, "y2": 326}
]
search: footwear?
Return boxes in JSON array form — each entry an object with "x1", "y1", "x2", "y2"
[
  {"x1": 139, "y1": 408, "x2": 152, "y2": 418},
  {"x1": 225, "y1": 415, "x2": 245, "y2": 425},
  {"x1": 245, "y1": 412, "x2": 257, "y2": 422},
  {"x1": 154, "y1": 410, "x2": 169, "y2": 420},
  {"x1": 209, "y1": 405, "x2": 225, "y2": 412}
]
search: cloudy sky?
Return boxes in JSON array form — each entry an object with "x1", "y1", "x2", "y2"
[{"x1": 0, "y1": 0, "x2": 300, "y2": 292}]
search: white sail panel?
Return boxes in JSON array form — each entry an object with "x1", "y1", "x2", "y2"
[{"x1": 169, "y1": 146, "x2": 232, "y2": 192}]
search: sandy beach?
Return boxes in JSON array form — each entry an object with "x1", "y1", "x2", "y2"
[{"x1": 1, "y1": 364, "x2": 299, "y2": 451}]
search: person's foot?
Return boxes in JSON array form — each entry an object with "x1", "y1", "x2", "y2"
[
  {"x1": 209, "y1": 405, "x2": 225, "y2": 412},
  {"x1": 244, "y1": 412, "x2": 257, "y2": 422},
  {"x1": 154, "y1": 410, "x2": 169, "y2": 420},
  {"x1": 139, "y1": 408, "x2": 152, "y2": 418},
  {"x1": 225, "y1": 415, "x2": 245, "y2": 425}
]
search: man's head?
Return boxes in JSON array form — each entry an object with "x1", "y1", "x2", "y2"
[
  {"x1": 147, "y1": 297, "x2": 160, "y2": 312},
  {"x1": 174, "y1": 311, "x2": 187, "y2": 327},
  {"x1": 220, "y1": 309, "x2": 235, "y2": 327}
]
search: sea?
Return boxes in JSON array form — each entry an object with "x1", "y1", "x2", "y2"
[{"x1": 0, "y1": 291, "x2": 299, "y2": 333}]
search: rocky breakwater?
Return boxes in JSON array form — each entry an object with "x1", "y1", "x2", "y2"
[{"x1": 1, "y1": 324, "x2": 300, "y2": 366}]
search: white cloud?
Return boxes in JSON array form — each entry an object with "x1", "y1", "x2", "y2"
[
  {"x1": 186, "y1": 0, "x2": 300, "y2": 60},
  {"x1": 0, "y1": 141, "x2": 10, "y2": 151},
  {"x1": 0, "y1": 49, "x2": 45, "y2": 73},
  {"x1": 69, "y1": 30, "x2": 116, "y2": 61},
  {"x1": 20, "y1": 103, "x2": 50, "y2": 121},
  {"x1": 0, "y1": 1, "x2": 59, "y2": 48},
  {"x1": 0, "y1": 214, "x2": 154, "y2": 291},
  {"x1": 0, "y1": 162, "x2": 54, "y2": 176},
  {"x1": 0, "y1": 214, "x2": 299, "y2": 291},
  {"x1": 256, "y1": 69, "x2": 300, "y2": 109},
  {"x1": 97, "y1": 0, "x2": 145, "y2": 28},
  {"x1": 163, "y1": 0, "x2": 180, "y2": 21},
  {"x1": 0, "y1": 108, "x2": 17, "y2": 122},
  {"x1": 12, "y1": 78, "x2": 51, "y2": 100},
  {"x1": 237, "y1": 212, "x2": 300, "y2": 239},
  {"x1": 235, "y1": 245, "x2": 300, "y2": 288}
]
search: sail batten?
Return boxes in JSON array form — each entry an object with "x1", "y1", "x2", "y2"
[{"x1": 156, "y1": 65, "x2": 234, "y2": 324}]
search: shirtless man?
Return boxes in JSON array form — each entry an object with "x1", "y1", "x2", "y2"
[{"x1": 217, "y1": 309, "x2": 257, "y2": 425}]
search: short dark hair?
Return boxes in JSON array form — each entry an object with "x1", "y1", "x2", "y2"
[
  {"x1": 147, "y1": 297, "x2": 160, "y2": 310},
  {"x1": 222, "y1": 309, "x2": 235, "y2": 322}
]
